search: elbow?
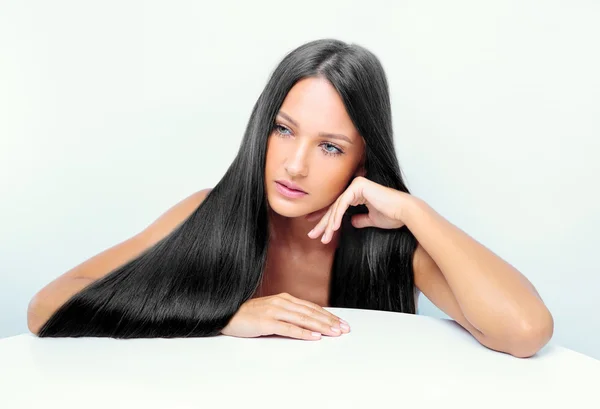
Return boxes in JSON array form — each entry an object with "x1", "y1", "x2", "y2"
[
  {"x1": 27, "y1": 318, "x2": 42, "y2": 337},
  {"x1": 506, "y1": 308, "x2": 554, "y2": 358},
  {"x1": 26, "y1": 297, "x2": 43, "y2": 336},
  {"x1": 28, "y1": 323, "x2": 41, "y2": 337}
]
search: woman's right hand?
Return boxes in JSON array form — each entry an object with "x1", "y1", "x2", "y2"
[{"x1": 220, "y1": 292, "x2": 351, "y2": 340}]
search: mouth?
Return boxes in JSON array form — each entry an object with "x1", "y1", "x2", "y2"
[
  {"x1": 274, "y1": 181, "x2": 308, "y2": 198},
  {"x1": 275, "y1": 179, "x2": 307, "y2": 193}
]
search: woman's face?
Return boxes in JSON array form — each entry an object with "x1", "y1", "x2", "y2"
[{"x1": 265, "y1": 76, "x2": 366, "y2": 219}]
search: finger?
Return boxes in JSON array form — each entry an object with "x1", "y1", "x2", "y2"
[
  {"x1": 328, "y1": 192, "x2": 350, "y2": 240},
  {"x1": 270, "y1": 306, "x2": 343, "y2": 337},
  {"x1": 324, "y1": 191, "x2": 352, "y2": 243},
  {"x1": 281, "y1": 299, "x2": 346, "y2": 335},
  {"x1": 307, "y1": 204, "x2": 334, "y2": 239},
  {"x1": 277, "y1": 293, "x2": 347, "y2": 329},
  {"x1": 335, "y1": 187, "x2": 361, "y2": 231},
  {"x1": 269, "y1": 320, "x2": 323, "y2": 341},
  {"x1": 351, "y1": 213, "x2": 374, "y2": 229},
  {"x1": 322, "y1": 199, "x2": 340, "y2": 243},
  {"x1": 321, "y1": 197, "x2": 344, "y2": 242}
]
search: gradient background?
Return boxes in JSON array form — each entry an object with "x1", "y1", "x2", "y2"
[{"x1": 1, "y1": 1, "x2": 598, "y2": 359}]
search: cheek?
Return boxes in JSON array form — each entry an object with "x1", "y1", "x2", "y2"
[
  {"x1": 265, "y1": 136, "x2": 284, "y2": 163},
  {"x1": 313, "y1": 168, "x2": 355, "y2": 200},
  {"x1": 264, "y1": 138, "x2": 278, "y2": 171}
]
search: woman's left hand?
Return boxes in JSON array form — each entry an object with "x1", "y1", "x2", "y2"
[{"x1": 307, "y1": 176, "x2": 412, "y2": 244}]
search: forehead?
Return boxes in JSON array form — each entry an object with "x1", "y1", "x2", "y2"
[{"x1": 278, "y1": 77, "x2": 359, "y2": 137}]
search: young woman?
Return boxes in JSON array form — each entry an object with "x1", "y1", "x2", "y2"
[{"x1": 27, "y1": 39, "x2": 553, "y2": 358}]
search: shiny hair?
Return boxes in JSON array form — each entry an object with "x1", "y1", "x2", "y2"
[{"x1": 38, "y1": 38, "x2": 418, "y2": 337}]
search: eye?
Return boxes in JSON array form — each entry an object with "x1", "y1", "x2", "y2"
[
  {"x1": 274, "y1": 124, "x2": 291, "y2": 136},
  {"x1": 273, "y1": 123, "x2": 344, "y2": 157},
  {"x1": 321, "y1": 143, "x2": 343, "y2": 157}
]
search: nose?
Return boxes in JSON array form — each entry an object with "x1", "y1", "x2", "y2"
[{"x1": 284, "y1": 142, "x2": 309, "y2": 178}]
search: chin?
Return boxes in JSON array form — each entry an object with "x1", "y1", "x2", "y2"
[{"x1": 266, "y1": 196, "x2": 312, "y2": 219}]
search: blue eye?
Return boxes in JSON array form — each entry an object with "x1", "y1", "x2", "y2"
[
  {"x1": 273, "y1": 123, "x2": 344, "y2": 157},
  {"x1": 275, "y1": 125, "x2": 291, "y2": 136},
  {"x1": 322, "y1": 143, "x2": 343, "y2": 156}
]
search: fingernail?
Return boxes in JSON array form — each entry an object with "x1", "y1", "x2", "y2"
[
  {"x1": 311, "y1": 332, "x2": 321, "y2": 338},
  {"x1": 331, "y1": 327, "x2": 340, "y2": 333},
  {"x1": 340, "y1": 323, "x2": 350, "y2": 331},
  {"x1": 340, "y1": 319, "x2": 349, "y2": 326},
  {"x1": 307, "y1": 229, "x2": 314, "y2": 237}
]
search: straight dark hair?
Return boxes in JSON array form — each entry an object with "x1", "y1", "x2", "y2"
[{"x1": 38, "y1": 39, "x2": 418, "y2": 338}]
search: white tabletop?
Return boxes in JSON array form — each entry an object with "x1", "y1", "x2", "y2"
[{"x1": 1, "y1": 308, "x2": 598, "y2": 408}]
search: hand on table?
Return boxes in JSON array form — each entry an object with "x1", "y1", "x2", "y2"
[{"x1": 220, "y1": 292, "x2": 351, "y2": 340}]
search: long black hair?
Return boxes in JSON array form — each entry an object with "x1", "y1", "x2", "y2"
[{"x1": 38, "y1": 39, "x2": 418, "y2": 338}]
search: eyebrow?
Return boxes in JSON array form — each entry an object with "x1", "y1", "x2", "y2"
[{"x1": 277, "y1": 111, "x2": 354, "y2": 145}]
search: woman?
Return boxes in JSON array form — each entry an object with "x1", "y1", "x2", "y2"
[{"x1": 28, "y1": 39, "x2": 553, "y2": 358}]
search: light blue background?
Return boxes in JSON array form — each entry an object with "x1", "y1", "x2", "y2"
[{"x1": 1, "y1": 1, "x2": 598, "y2": 359}]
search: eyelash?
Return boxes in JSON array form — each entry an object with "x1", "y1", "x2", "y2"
[{"x1": 273, "y1": 124, "x2": 344, "y2": 157}]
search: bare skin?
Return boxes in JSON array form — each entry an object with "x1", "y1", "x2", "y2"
[
  {"x1": 26, "y1": 77, "x2": 360, "y2": 333},
  {"x1": 250, "y1": 234, "x2": 336, "y2": 307},
  {"x1": 254, "y1": 76, "x2": 367, "y2": 306},
  {"x1": 29, "y1": 76, "x2": 551, "y2": 356},
  {"x1": 26, "y1": 188, "x2": 214, "y2": 334}
]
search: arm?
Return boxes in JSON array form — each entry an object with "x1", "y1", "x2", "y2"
[
  {"x1": 27, "y1": 277, "x2": 96, "y2": 335},
  {"x1": 405, "y1": 197, "x2": 553, "y2": 358},
  {"x1": 27, "y1": 188, "x2": 212, "y2": 335}
]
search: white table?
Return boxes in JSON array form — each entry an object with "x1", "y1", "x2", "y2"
[{"x1": 1, "y1": 308, "x2": 598, "y2": 408}]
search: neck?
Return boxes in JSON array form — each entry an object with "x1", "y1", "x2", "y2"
[{"x1": 267, "y1": 207, "x2": 339, "y2": 254}]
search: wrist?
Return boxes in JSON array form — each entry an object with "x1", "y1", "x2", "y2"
[{"x1": 400, "y1": 194, "x2": 426, "y2": 226}]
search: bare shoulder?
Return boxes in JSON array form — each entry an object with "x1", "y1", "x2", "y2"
[
  {"x1": 27, "y1": 187, "x2": 214, "y2": 333},
  {"x1": 139, "y1": 187, "x2": 213, "y2": 244},
  {"x1": 53, "y1": 187, "x2": 213, "y2": 282}
]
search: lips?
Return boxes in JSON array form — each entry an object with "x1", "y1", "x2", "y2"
[{"x1": 276, "y1": 180, "x2": 307, "y2": 194}]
